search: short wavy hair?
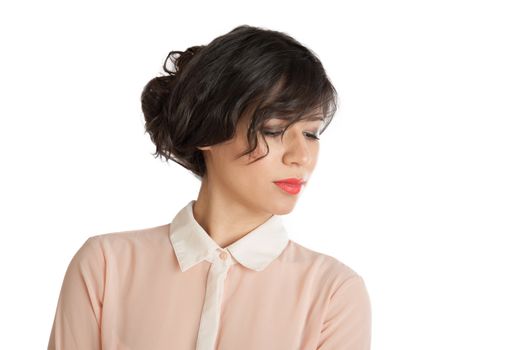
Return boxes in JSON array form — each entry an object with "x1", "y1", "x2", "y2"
[{"x1": 141, "y1": 24, "x2": 338, "y2": 180}]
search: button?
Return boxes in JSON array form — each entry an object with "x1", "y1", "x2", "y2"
[{"x1": 219, "y1": 251, "x2": 228, "y2": 260}]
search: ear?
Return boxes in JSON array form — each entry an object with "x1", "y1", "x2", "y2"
[{"x1": 197, "y1": 145, "x2": 212, "y2": 151}]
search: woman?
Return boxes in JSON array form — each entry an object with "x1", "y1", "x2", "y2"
[{"x1": 48, "y1": 24, "x2": 371, "y2": 350}]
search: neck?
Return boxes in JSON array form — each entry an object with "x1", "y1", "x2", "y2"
[{"x1": 192, "y1": 174, "x2": 273, "y2": 248}]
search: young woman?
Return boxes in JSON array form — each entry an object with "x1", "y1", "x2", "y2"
[{"x1": 48, "y1": 24, "x2": 371, "y2": 350}]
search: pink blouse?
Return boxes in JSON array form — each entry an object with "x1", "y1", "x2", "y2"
[{"x1": 48, "y1": 199, "x2": 371, "y2": 349}]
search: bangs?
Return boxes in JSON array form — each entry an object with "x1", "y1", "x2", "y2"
[
  {"x1": 256, "y1": 61, "x2": 336, "y2": 130},
  {"x1": 238, "y1": 59, "x2": 338, "y2": 160}
]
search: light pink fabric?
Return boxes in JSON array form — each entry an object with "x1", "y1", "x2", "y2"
[{"x1": 48, "y1": 200, "x2": 371, "y2": 349}]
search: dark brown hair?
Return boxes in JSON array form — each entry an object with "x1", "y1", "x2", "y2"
[{"x1": 141, "y1": 24, "x2": 338, "y2": 180}]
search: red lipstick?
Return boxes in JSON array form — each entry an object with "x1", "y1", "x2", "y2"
[{"x1": 273, "y1": 178, "x2": 306, "y2": 195}]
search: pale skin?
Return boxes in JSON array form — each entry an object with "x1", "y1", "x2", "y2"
[{"x1": 193, "y1": 110, "x2": 325, "y2": 248}]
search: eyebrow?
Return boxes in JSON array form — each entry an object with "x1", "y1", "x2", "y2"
[
  {"x1": 304, "y1": 116, "x2": 324, "y2": 121},
  {"x1": 269, "y1": 115, "x2": 324, "y2": 123}
]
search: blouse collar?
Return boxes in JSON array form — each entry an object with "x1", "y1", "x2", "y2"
[{"x1": 169, "y1": 200, "x2": 289, "y2": 272}]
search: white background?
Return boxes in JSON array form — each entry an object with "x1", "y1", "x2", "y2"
[{"x1": 1, "y1": 0, "x2": 525, "y2": 349}]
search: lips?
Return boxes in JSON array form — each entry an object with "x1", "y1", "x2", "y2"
[
  {"x1": 273, "y1": 178, "x2": 306, "y2": 195},
  {"x1": 274, "y1": 178, "x2": 305, "y2": 185}
]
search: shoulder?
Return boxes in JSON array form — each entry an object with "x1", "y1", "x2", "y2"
[
  {"x1": 282, "y1": 239, "x2": 364, "y2": 293},
  {"x1": 77, "y1": 222, "x2": 171, "y2": 260},
  {"x1": 93, "y1": 222, "x2": 169, "y2": 245}
]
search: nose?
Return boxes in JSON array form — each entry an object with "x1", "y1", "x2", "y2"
[{"x1": 282, "y1": 130, "x2": 311, "y2": 166}]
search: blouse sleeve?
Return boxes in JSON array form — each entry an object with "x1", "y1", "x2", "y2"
[
  {"x1": 47, "y1": 236, "x2": 105, "y2": 350},
  {"x1": 316, "y1": 274, "x2": 372, "y2": 350}
]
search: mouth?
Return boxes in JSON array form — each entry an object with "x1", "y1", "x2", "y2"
[
  {"x1": 273, "y1": 177, "x2": 306, "y2": 185},
  {"x1": 273, "y1": 178, "x2": 306, "y2": 195}
]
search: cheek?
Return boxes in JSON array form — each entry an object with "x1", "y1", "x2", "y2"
[
  {"x1": 229, "y1": 137, "x2": 274, "y2": 177},
  {"x1": 245, "y1": 134, "x2": 272, "y2": 161},
  {"x1": 243, "y1": 143, "x2": 279, "y2": 180},
  {"x1": 310, "y1": 144, "x2": 320, "y2": 163}
]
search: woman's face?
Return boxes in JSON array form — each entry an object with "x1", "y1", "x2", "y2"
[{"x1": 198, "y1": 112, "x2": 324, "y2": 215}]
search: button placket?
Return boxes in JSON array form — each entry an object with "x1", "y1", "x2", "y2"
[{"x1": 195, "y1": 248, "x2": 233, "y2": 349}]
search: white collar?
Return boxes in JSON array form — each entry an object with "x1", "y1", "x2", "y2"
[{"x1": 169, "y1": 200, "x2": 289, "y2": 272}]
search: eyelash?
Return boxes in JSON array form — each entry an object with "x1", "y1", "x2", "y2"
[{"x1": 262, "y1": 130, "x2": 320, "y2": 140}]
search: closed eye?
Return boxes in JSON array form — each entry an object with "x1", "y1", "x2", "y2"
[{"x1": 262, "y1": 130, "x2": 320, "y2": 140}]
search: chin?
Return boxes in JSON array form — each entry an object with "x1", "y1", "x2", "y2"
[{"x1": 270, "y1": 201, "x2": 298, "y2": 215}]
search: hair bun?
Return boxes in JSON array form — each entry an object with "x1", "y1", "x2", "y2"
[
  {"x1": 141, "y1": 45, "x2": 204, "y2": 124},
  {"x1": 140, "y1": 75, "x2": 173, "y2": 124},
  {"x1": 163, "y1": 45, "x2": 204, "y2": 75}
]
